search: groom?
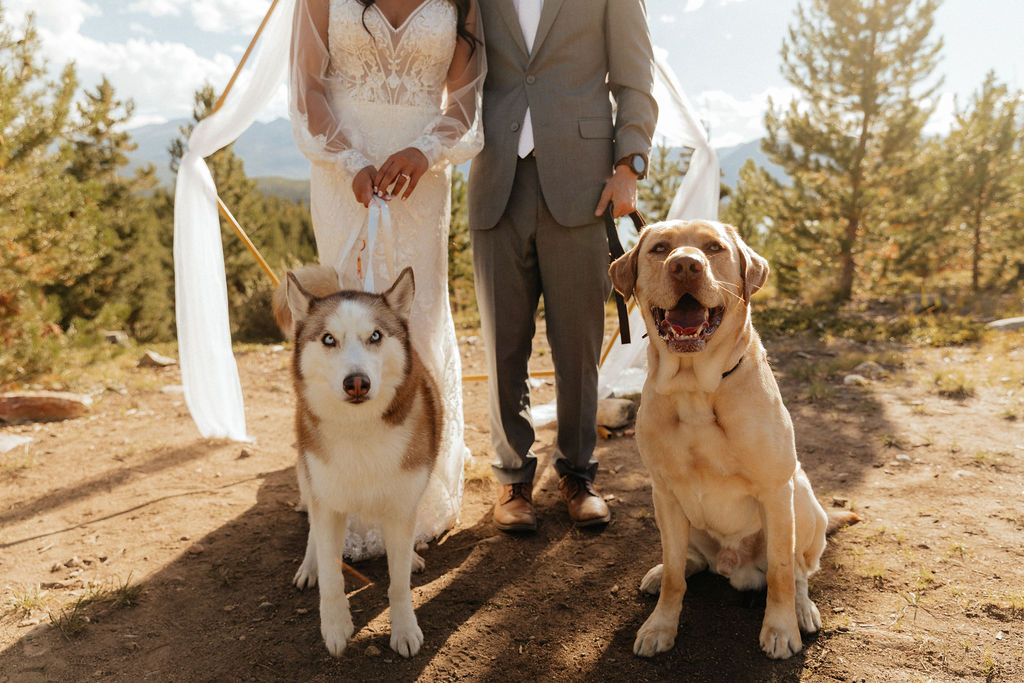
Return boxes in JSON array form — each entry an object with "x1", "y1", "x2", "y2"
[{"x1": 468, "y1": 0, "x2": 657, "y2": 531}]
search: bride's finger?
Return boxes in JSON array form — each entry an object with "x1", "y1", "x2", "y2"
[
  {"x1": 391, "y1": 172, "x2": 409, "y2": 197},
  {"x1": 374, "y1": 160, "x2": 396, "y2": 189},
  {"x1": 402, "y1": 169, "x2": 421, "y2": 200}
]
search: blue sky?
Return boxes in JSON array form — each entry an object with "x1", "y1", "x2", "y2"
[{"x1": 4, "y1": 0, "x2": 1021, "y2": 147}]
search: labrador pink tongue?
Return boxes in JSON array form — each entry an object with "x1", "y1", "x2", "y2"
[{"x1": 665, "y1": 295, "x2": 706, "y2": 334}]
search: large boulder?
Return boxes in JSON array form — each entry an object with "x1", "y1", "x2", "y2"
[{"x1": 0, "y1": 391, "x2": 92, "y2": 424}]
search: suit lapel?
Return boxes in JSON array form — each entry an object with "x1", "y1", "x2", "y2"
[
  {"x1": 493, "y1": 0, "x2": 529, "y2": 59},
  {"x1": 528, "y1": 0, "x2": 566, "y2": 64}
]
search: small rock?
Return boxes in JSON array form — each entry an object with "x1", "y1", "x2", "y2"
[
  {"x1": 103, "y1": 330, "x2": 130, "y2": 346},
  {"x1": 831, "y1": 496, "x2": 848, "y2": 507},
  {"x1": 237, "y1": 449, "x2": 252, "y2": 459},
  {"x1": 138, "y1": 350, "x2": 177, "y2": 368},
  {"x1": 0, "y1": 392, "x2": 92, "y2": 424},
  {"x1": 187, "y1": 544, "x2": 205, "y2": 555},
  {"x1": 603, "y1": 494, "x2": 615, "y2": 502},
  {"x1": 365, "y1": 645, "x2": 382, "y2": 657},
  {"x1": 0, "y1": 433, "x2": 33, "y2": 453},
  {"x1": 986, "y1": 317, "x2": 1024, "y2": 332},
  {"x1": 258, "y1": 602, "x2": 274, "y2": 609},
  {"x1": 895, "y1": 454, "x2": 911, "y2": 463},
  {"x1": 596, "y1": 398, "x2": 637, "y2": 429},
  {"x1": 296, "y1": 608, "x2": 309, "y2": 615},
  {"x1": 610, "y1": 585, "x2": 620, "y2": 595},
  {"x1": 852, "y1": 361, "x2": 886, "y2": 379},
  {"x1": 832, "y1": 606, "x2": 845, "y2": 613},
  {"x1": 843, "y1": 374, "x2": 870, "y2": 387},
  {"x1": 223, "y1": 605, "x2": 237, "y2": 612},
  {"x1": 64, "y1": 556, "x2": 82, "y2": 568},
  {"x1": 952, "y1": 469, "x2": 974, "y2": 479},
  {"x1": 18, "y1": 617, "x2": 41, "y2": 628}
]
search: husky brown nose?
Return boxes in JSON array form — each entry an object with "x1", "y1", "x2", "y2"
[{"x1": 343, "y1": 373, "x2": 371, "y2": 399}]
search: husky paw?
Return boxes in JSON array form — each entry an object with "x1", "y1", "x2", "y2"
[
  {"x1": 639, "y1": 564, "x2": 663, "y2": 595},
  {"x1": 390, "y1": 623, "x2": 424, "y2": 658},
  {"x1": 412, "y1": 551, "x2": 425, "y2": 574},
  {"x1": 293, "y1": 559, "x2": 318, "y2": 590},
  {"x1": 759, "y1": 612, "x2": 803, "y2": 659},
  {"x1": 796, "y1": 596, "x2": 822, "y2": 633},
  {"x1": 633, "y1": 611, "x2": 677, "y2": 657},
  {"x1": 321, "y1": 612, "x2": 354, "y2": 657}
]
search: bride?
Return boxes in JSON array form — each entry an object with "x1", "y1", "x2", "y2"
[{"x1": 289, "y1": 0, "x2": 485, "y2": 560}]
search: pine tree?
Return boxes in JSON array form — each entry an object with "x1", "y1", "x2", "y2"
[
  {"x1": 764, "y1": 0, "x2": 943, "y2": 301},
  {"x1": 940, "y1": 72, "x2": 1021, "y2": 292},
  {"x1": 0, "y1": 9, "x2": 98, "y2": 380}
]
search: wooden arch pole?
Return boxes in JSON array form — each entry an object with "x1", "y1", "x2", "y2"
[{"x1": 210, "y1": 0, "x2": 283, "y2": 288}]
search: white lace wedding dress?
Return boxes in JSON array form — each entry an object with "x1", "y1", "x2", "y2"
[{"x1": 289, "y1": 0, "x2": 484, "y2": 560}]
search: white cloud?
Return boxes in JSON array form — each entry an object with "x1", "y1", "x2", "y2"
[
  {"x1": 683, "y1": 0, "x2": 705, "y2": 11},
  {"x1": 695, "y1": 87, "x2": 798, "y2": 147},
  {"x1": 126, "y1": 0, "x2": 183, "y2": 18},
  {"x1": 189, "y1": 0, "x2": 272, "y2": 34},
  {"x1": 3, "y1": 0, "x2": 99, "y2": 34},
  {"x1": 659, "y1": 14, "x2": 677, "y2": 24}
]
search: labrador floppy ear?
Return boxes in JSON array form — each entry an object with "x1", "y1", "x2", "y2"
[
  {"x1": 727, "y1": 226, "x2": 769, "y2": 302},
  {"x1": 609, "y1": 230, "x2": 648, "y2": 300}
]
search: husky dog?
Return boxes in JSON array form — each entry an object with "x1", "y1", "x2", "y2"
[{"x1": 275, "y1": 265, "x2": 441, "y2": 658}]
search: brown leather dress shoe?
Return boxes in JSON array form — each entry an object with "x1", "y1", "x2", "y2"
[
  {"x1": 493, "y1": 483, "x2": 537, "y2": 532},
  {"x1": 558, "y1": 475, "x2": 611, "y2": 527}
]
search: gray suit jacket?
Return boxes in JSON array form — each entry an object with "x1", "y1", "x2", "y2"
[{"x1": 468, "y1": 0, "x2": 658, "y2": 229}]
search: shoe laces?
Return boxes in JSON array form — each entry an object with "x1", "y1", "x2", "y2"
[
  {"x1": 559, "y1": 475, "x2": 595, "y2": 499},
  {"x1": 505, "y1": 482, "x2": 530, "y2": 503}
]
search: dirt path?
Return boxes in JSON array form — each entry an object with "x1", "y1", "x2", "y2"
[{"x1": 2, "y1": 328, "x2": 1023, "y2": 682}]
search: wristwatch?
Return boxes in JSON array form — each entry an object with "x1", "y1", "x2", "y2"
[{"x1": 615, "y1": 153, "x2": 648, "y2": 179}]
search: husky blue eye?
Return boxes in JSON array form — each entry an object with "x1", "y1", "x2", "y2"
[
  {"x1": 369, "y1": 330, "x2": 383, "y2": 343},
  {"x1": 321, "y1": 333, "x2": 336, "y2": 347}
]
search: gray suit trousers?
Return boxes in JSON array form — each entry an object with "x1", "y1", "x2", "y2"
[{"x1": 472, "y1": 156, "x2": 611, "y2": 485}]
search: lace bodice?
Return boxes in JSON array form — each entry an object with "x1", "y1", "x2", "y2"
[{"x1": 328, "y1": 0, "x2": 456, "y2": 109}]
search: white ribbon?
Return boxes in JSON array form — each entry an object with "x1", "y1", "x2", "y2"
[{"x1": 348, "y1": 196, "x2": 393, "y2": 292}]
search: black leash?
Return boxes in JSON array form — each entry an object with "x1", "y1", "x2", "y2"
[{"x1": 603, "y1": 205, "x2": 646, "y2": 345}]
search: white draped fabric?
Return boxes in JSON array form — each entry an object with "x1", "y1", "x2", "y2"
[{"x1": 173, "y1": 0, "x2": 297, "y2": 441}]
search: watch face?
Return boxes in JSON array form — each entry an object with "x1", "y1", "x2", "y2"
[{"x1": 631, "y1": 155, "x2": 646, "y2": 175}]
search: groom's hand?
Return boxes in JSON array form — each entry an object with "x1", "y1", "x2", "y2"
[{"x1": 595, "y1": 165, "x2": 639, "y2": 218}]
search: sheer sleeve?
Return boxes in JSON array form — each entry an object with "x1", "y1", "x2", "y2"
[
  {"x1": 408, "y1": 0, "x2": 486, "y2": 168},
  {"x1": 289, "y1": 0, "x2": 373, "y2": 177}
]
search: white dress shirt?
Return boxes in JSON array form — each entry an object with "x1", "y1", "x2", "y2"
[{"x1": 514, "y1": 0, "x2": 543, "y2": 158}]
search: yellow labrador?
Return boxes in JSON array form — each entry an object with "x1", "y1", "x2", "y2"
[{"x1": 610, "y1": 220, "x2": 843, "y2": 660}]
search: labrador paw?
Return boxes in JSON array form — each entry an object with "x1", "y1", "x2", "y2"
[
  {"x1": 412, "y1": 551, "x2": 425, "y2": 574},
  {"x1": 633, "y1": 612, "x2": 677, "y2": 657},
  {"x1": 759, "y1": 613, "x2": 802, "y2": 659},
  {"x1": 796, "y1": 595, "x2": 822, "y2": 633},
  {"x1": 639, "y1": 564, "x2": 663, "y2": 595}
]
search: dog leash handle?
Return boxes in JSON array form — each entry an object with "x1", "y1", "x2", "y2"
[{"x1": 603, "y1": 204, "x2": 646, "y2": 345}]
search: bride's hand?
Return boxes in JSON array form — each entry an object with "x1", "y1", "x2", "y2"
[
  {"x1": 374, "y1": 148, "x2": 429, "y2": 200},
  {"x1": 352, "y1": 165, "x2": 377, "y2": 207}
]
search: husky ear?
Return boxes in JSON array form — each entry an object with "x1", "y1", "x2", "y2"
[
  {"x1": 285, "y1": 271, "x2": 316, "y2": 324},
  {"x1": 726, "y1": 225, "x2": 769, "y2": 301},
  {"x1": 609, "y1": 229, "x2": 646, "y2": 300},
  {"x1": 384, "y1": 267, "x2": 415, "y2": 320}
]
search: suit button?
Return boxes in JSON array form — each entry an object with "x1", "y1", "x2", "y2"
[
  {"x1": 526, "y1": 75, "x2": 536, "y2": 85},
  {"x1": 511, "y1": 122, "x2": 520, "y2": 132}
]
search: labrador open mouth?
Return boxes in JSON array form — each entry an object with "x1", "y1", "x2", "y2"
[{"x1": 652, "y1": 293, "x2": 724, "y2": 352}]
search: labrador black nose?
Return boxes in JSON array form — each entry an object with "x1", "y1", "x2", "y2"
[
  {"x1": 343, "y1": 373, "x2": 371, "y2": 399},
  {"x1": 668, "y1": 253, "x2": 705, "y2": 279}
]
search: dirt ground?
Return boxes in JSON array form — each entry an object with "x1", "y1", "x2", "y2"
[{"x1": 2, "y1": 322, "x2": 1023, "y2": 682}]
